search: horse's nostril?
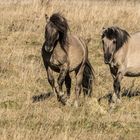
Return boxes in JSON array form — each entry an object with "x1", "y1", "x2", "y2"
[
  {"x1": 45, "y1": 45, "x2": 49, "y2": 52},
  {"x1": 45, "y1": 45, "x2": 53, "y2": 53},
  {"x1": 104, "y1": 54, "x2": 108, "y2": 60}
]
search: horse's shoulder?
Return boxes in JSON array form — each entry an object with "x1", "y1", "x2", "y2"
[
  {"x1": 68, "y1": 35, "x2": 82, "y2": 45},
  {"x1": 130, "y1": 32, "x2": 140, "y2": 46}
]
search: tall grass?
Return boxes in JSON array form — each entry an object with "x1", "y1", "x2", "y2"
[{"x1": 0, "y1": 0, "x2": 140, "y2": 139}]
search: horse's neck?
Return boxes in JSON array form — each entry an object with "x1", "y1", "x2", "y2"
[
  {"x1": 126, "y1": 35, "x2": 140, "y2": 60},
  {"x1": 113, "y1": 42, "x2": 129, "y2": 67},
  {"x1": 52, "y1": 41, "x2": 68, "y2": 62}
]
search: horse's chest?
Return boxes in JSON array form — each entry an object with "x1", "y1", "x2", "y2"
[
  {"x1": 45, "y1": 56, "x2": 60, "y2": 72},
  {"x1": 49, "y1": 52, "x2": 67, "y2": 67}
]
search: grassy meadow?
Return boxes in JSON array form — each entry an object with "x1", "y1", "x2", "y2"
[{"x1": 0, "y1": 0, "x2": 140, "y2": 139}]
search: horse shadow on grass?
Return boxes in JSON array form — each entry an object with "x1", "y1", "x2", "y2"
[
  {"x1": 32, "y1": 92, "x2": 55, "y2": 103},
  {"x1": 98, "y1": 87, "x2": 140, "y2": 104}
]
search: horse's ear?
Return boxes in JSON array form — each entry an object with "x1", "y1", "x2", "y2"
[
  {"x1": 45, "y1": 14, "x2": 49, "y2": 22},
  {"x1": 100, "y1": 27, "x2": 106, "y2": 36},
  {"x1": 102, "y1": 27, "x2": 106, "y2": 32},
  {"x1": 102, "y1": 27, "x2": 106, "y2": 30}
]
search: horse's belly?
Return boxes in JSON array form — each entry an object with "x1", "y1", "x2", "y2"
[
  {"x1": 69, "y1": 57, "x2": 83, "y2": 71},
  {"x1": 126, "y1": 49, "x2": 140, "y2": 76},
  {"x1": 125, "y1": 67, "x2": 140, "y2": 77},
  {"x1": 127, "y1": 53, "x2": 140, "y2": 67},
  {"x1": 69, "y1": 52, "x2": 84, "y2": 71}
]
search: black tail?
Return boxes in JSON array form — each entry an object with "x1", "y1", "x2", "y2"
[{"x1": 82, "y1": 60, "x2": 95, "y2": 97}]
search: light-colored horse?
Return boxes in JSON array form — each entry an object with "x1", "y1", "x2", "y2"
[
  {"x1": 42, "y1": 13, "x2": 95, "y2": 107},
  {"x1": 101, "y1": 26, "x2": 140, "y2": 106}
]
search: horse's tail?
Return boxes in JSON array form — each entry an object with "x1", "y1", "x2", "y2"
[{"x1": 82, "y1": 60, "x2": 95, "y2": 97}]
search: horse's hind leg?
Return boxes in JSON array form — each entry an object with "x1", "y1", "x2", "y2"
[
  {"x1": 65, "y1": 73, "x2": 71, "y2": 97},
  {"x1": 74, "y1": 66, "x2": 84, "y2": 108}
]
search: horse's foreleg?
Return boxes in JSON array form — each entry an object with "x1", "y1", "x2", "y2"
[
  {"x1": 112, "y1": 72, "x2": 123, "y2": 104},
  {"x1": 55, "y1": 64, "x2": 68, "y2": 103},
  {"x1": 47, "y1": 67, "x2": 57, "y2": 96},
  {"x1": 57, "y1": 70, "x2": 68, "y2": 95}
]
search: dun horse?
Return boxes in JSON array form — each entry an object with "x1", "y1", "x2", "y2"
[
  {"x1": 101, "y1": 26, "x2": 140, "y2": 106},
  {"x1": 42, "y1": 13, "x2": 95, "y2": 107}
]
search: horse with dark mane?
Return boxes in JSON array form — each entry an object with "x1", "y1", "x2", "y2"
[
  {"x1": 101, "y1": 26, "x2": 140, "y2": 107},
  {"x1": 42, "y1": 13, "x2": 95, "y2": 107}
]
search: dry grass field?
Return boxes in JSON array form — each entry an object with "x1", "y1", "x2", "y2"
[{"x1": 0, "y1": 0, "x2": 140, "y2": 139}]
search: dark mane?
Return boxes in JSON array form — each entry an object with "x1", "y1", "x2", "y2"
[
  {"x1": 49, "y1": 13, "x2": 69, "y2": 48},
  {"x1": 102, "y1": 26, "x2": 130, "y2": 51}
]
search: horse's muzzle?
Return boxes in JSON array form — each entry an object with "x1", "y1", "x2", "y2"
[
  {"x1": 104, "y1": 53, "x2": 112, "y2": 64},
  {"x1": 104, "y1": 60, "x2": 109, "y2": 64}
]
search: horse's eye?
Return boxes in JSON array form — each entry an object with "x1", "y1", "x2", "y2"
[{"x1": 113, "y1": 40, "x2": 116, "y2": 44}]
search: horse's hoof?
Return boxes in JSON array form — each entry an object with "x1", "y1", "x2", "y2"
[
  {"x1": 116, "y1": 98, "x2": 121, "y2": 104},
  {"x1": 59, "y1": 94, "x2": 68, "y2": 105},
  {"x1": 109, "y1": 103, "x2": 116, "y2": 113},
  {"x1": 74, "y1": 101, "x2": 79, "y2": 108},
  {"x1": 59, "y1": 91, "x2": 65, "y2": 96},
  {"x1": 109, "y1": 99, "x2": 121, "y2": 113},
  {"x1": 65, "y1": 99, "x2": 72, "y2": 107}
]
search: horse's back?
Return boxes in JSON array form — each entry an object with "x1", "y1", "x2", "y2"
[
  {"x1": 68, "y1": 35, "x2": 88, "y2": 71},
  {"x1": 128, "y1": 32, "x2": 140, "y2": 52},
  {"x1": 125, "y1": 32, "x2": 140, "y2": 75},
  {"x1": 131, "y1": 31, "x2": 140, "y2": 43}
]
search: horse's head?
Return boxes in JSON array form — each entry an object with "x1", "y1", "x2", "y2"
[
  {"x1": 44, "y1": 14, "x2": 59, "y2": 52},
  {"x1": 44, "y1": 13, "x2": 69, "y2": 53},
  {"x1": 101, "y1": 26, "x2": 129, "y2": 64}
]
